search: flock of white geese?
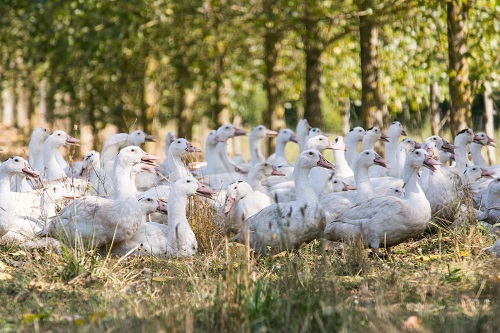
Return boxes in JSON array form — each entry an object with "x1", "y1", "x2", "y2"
[{"x1": 1, "y1": 119, "x2": 500, "y2": 257}]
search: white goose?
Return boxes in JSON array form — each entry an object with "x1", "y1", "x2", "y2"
[
  {"x1": 231, "y1": 149, "x2": 334, "y2": 254},
  {"x1": 320, "y1": 150, "x2": 388, "y2": 218},
  {"x1": 29, "y1": 127, "x2": 51, "y2": 173},
  {"x1": 385, "y1": 121, "x2": 407, "y2": 177},
  {"x1": 80, "y1": 150, "x2": 113, "y2": 196},
  {"x1": 40, "y1": 130, "x2": 80, "y2": 181},
  {"x1": 48, "y1": 146, "x2": 160, "y2": 247},
  {"x1": 159, "y1": 131, "x2": 177, "y2": 174},
  {"x1": 222, "y1": 181, "x2": 272, "y2": 233},
  {"x1": 247, "y1": 162, "x2": 284, "y2": 198},
  {"x1": 471, "y1": 132, "x2": 496, "y2": 168},
  {"x1": 248, "y1": 125, "x2": 278, "y2": 166},
  {"x1": 345, "y1": 126, "x2": 365, "y2": 169},
  {"x1": 362, "y1": 127, "x2": 390, "y2": 178},
  {"x1": 101, "y1": 130, "x2": 156, "y2": 178},
  {"x1": 0, "y1": 157, "x2": 42, "y2": 242},
  {"x1": 110, "y1": 197, "x2": 169, "y2": 256},
  {"x1": 166, "y1": 138, "x2": 201, "y2": 182},
  {"x1": 324, "y1": 149, "x2": 437, "y2": 254},
  {"x1": 268, "y1": 128, "x2": 298, "y2": 167},
  {"x1": 296, "y1": 119, "x2": 312, "y2": 152},
  {"x1": 452, "y1": 128, "x2": 481, "y2": 174}
]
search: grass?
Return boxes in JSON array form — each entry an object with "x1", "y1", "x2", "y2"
[{"x1": 0, "y1": 199, "x2": 499, "y2": 333}]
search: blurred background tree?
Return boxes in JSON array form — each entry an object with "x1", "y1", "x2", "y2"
[{"x1": 1, "y1": 0, "x2": 500, "y2": 154}]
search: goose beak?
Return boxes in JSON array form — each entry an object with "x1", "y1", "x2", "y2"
[
  {"x1": 234, "y1": 127, "x2": 247, "y2": 136},
  {"x1": 414, "y1": 142, "x2": 422, "y2": 149},
  {"x1": 141, "y1": 152, "x2": 160, "y2": 167},
  {"x1": 441, "y1": 140, "x2": 457, "y2": 153},
  {"x1": 145, "y1": 134, "x2": 156, "y2": 142},
  {"x1": 186, "y1": 142, "x2": 202, "y2": 153},
  {"x1": 271, "y1": 167, "x2": 285, "y2": 176},
  {"x1": 22, "y1": 163, "x2": 40, "y2": 179},
  {"x1": 223, "y1": 194, "x2": 235, "y2": 215},
  {"x1": 481, "y1": 168, "x2": 496, "y2": 178},
  {"x1": 473, "y1": 134, "x2": 484, "y2": 144},
  {"x1": 330, "y1": 141, "x2": 344, "y2": 151},
  {"x1": 65, "y1": 135, "x2": 80, "y2": 146},
  {"x1": 373, "y1": 155, "x2": 389, "y2": 168},
  {"x1": 380, "y1": 133, "x2": 390, "y2": 142},
  {"x1": 156, "y1": 199, "x2": 168, "y2": 214},
  {"x1": 196, "y1": 183, "x2": 215, "y2": 198},
  {"x1": 488, "y1": 137, "x2": 497, "y2": 147},
  {"x1": 423, "y1": 156, "x2": 440, "y2": 173},
  {"x1": 401, "y1": 129, "x2": 408, "y2": 136},
  {"x1": 140, "y1": 164, "x2": 159, "y2": 173},
  {"x1": 322, "y1": 132, "x2": 331, "y2": 137},
  {"x1": 449, "y1": 153, "x2": 456, "y2": 161},
  {"x1": 289, "y1": 135, "x2": 298, "y2": 143},
  {"x1": 317, "y1": 154, "x2": 334, "y2": 169},
  {"x1": 342, "y1": 182, "x2": 357, "y2": 191},
  {"x1": 266, "y1": 129, "x2": 278, "y2": 137}
]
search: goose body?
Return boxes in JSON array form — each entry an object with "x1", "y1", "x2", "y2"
[
  {"x1": 41, "y1": 130, "x2": 80, "y2": 181},
  {"x1": 232, "y1": 149, "x2": 333, "y2": 253},
  {"x1": 324, "y1": 149, "x2": 436, "y2": 253}
]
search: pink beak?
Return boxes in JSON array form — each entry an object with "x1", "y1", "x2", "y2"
[
  {"x1": 223, "y1": 194, "x2": 235, "y2": 215},
  {"x1": 266, "y1": 129, "x2": 278, "y2": 137},
  {"x1": 290, "y1": 135, "x2": 299, "y2": 143},
  {"x1": 65, "y1": 135, "x2": 80, "y2": 146},
  {"x1": 317, "y1": 155, "x2": 334, "y2": 169},
  {"x1": 234, "y1": 127, "x2": 247, "y2": 136},
  {"x1": 271, "y1": 167, "x2": 285, "y2": 176}
]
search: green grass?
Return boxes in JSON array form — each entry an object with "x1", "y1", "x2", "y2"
[{"x1": 0, "y1": 213, "x2": 499, "y2": 332}]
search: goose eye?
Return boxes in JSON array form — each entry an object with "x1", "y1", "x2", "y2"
[
  {"x1": 147, "y1": 198, "x2": 152, "y2": 201},
  {"x1": 177, "y1": 140, "x2": 181, "y2": 143},
  {"x1": 131, "y1": 149, "x2": 135, "y2": 152},
  {"x1": 319, "y1": 138, "x2": 323, "y2": 141},
  {"x1": 308, "y1": 152, "x2": 313, "y2": 156},
  {"x1": 234, "y1": 186, "x2": 238, "y2": 189},
  {"x1": 333, "y1": 181, "x2": 338, "y2": 183},
  {"x1": 335, "y1": 138, "x2": 338, "y2": 143},
  {"x1": 225, "y1": 126, "x2": 229, "y2": 129},
  {"x1": 186, "y1": 180, "x2": 191, "y2": 183},
  {"x1": 14, "y1": 158, "x2": 19, "y2": 162},
  {"x1": 137, "y1": 132, "x2": 140, "y2": 135},
  {"x1": 57, "y1": 133, "x2": 61, "y2": 136},
  {"x1": 365, "y1": 152, "x2": 369, "y2": 155}
]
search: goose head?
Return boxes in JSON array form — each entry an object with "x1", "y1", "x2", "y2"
[
  {"x1": 205, "y1": 130, "x2": 219, "y2": 147},
  {"x1": 296, "y1": 119, "x2": 311, "y2": 136},
  {"x1": 250, "y1": 125, "x2": 278, "y2": 140},
  {"x1": 165, "y1": 131, "x2": 177, "y2": 144},
  {"x1": 454, "y1": 128, "x2": 478, "y2": 147},
  {"x1": 332, "y1": 136, "x2": 347, "y2": 151},
  {"x1": 129, "y1": 130, "x2": 156, "y2": 145},
  {"x1": 473, "y1": 132, "x2": 496, "y2": 147},
  {"x1": 305, "y1": 135, "x2": 336, "y2": 151},
  {"x1": 356, "y1": 150, "x2": 389, "y2": 169},
  {"x1": 30, "y1": 127, "x2": 50, "y2": 144},
  {"x1": 346, "y1": 126, "x2": 365, "y2": 142},
  {"x1": 307, "y1": 127, "x2": 329, "y2": 139},
  {"x1": 48, "y1": 130, "x2": 80, "y2": 148},
  {"x1": 1, "y1": 156, "x2": 39, "y2": 179},
  {"x1": 296, "y1": 149, "x2": 334, "y2": 170},
  {"x1": 399, "y1": 138, "x2": 419, "y2": 152},
  {"x1": 277, "y1": 129, "x2": 298, "y2": 144},
  {"x1": 224, "y1": 181, "x2": 253, "y2": 214},
  {"x1": 169, "y1": 138, "x2": 201, "y2": 156},
  {"x1": 408, "y1": 148, "x2": 440, "y2": 173},
  {"x1": 330, "y1": 177, "x2": 356, "y2": 192},
  {"x1": 216, "y1": 124, "x2": 247, "y2": 142},
  {"x1": 463, "y1": 165, "x2": 496, "y2": 183},
  {"x1": 137, "y1": 196, "x2": 168, "y2": 215},
  {"x1": 117, "y1": 146, "x2": 159, "y2": 169},
  {"x1": 252, "y1": 162, "x2": 285, "y2": 177},
  {"x1": 386, "y1": 186, "x2": 404, "y2": 197},
  {"x1": 80, "y1": 150, "x2": 100, "y2": 176},
  {"x1": 173, "y1": 176, "x2": 215, "y2": 198},
  {"x1": 365, "y1": 126, "x2": 389, "y2": 143},
  {"x1": 388, "y1": 121, "x2": 407, "y2": 137}
]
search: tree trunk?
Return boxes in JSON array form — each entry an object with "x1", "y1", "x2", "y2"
[
  {"x1": 263, "y1": 23, "x2": 285, "y2": 153},
  {"x1": 447, "y1": 0, "x2": 471, "y2": 138},
  {"x1": 15, "y1": 80, "x2": 30, "y2": 136},
  {"x1": 430, "y1": 83, "x2": 441, "y2": 135},
  {"x1": 304, "y1": 45, "x2": 323, "y2": 128},
  {"x1": 214, "y1": 78, "x2": 231, "y2": 127},
  {"x1": 359, "y1": 6, "x2": 387, "y2": 130},
  {"x1": 2, "y1": 81, "x2": 15, "y2": 127},
  {"x1": 484, "y1": 89, "x2": 495, "y2": 165},
  {"x1": 176, "y1": 63, "x2": 196, "y2": 139},
  {"x1": 343, "y1": 98, "x2": 351, "y2": 135}
]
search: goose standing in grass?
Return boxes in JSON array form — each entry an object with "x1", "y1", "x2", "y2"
[
  {"x1": 231, "y1": 149, "x2": 333, "y2": 254},
  {"x1": 345, "y1": 127, "x2": 365, "y2": 169},
  {"x1": 40, "y1": 130, "x2": 80, "y2": 181},
  {"x1": 324, "y1": 149, "x2": 437, "y2": 255},
  {"x1": 384, "y1": 121, "x2": 407, "y2": 177},
  {"x1": 48, "y1": 146, "x2": 160, "y2": 247},
  {"x1": 222, "y1": 181, "x2": 273, "y2": 234}
]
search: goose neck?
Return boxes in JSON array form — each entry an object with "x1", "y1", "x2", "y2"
[
  {"x1": 293, "y1": 166, "x2": 317, "y2": 203},
  {"x1": 401, "y1": 162, "x2": 423, "y2": 196}
]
